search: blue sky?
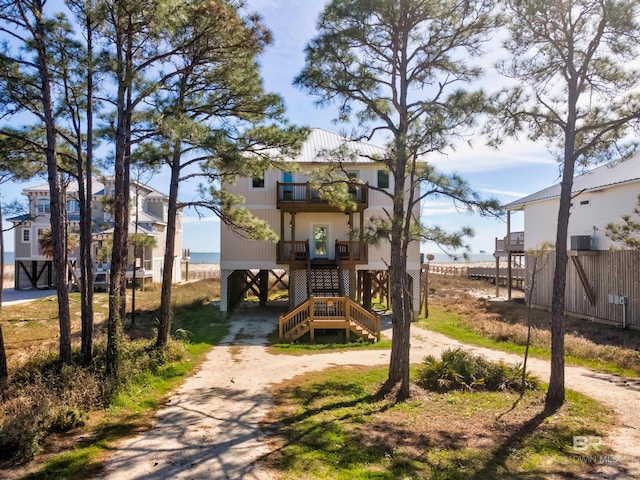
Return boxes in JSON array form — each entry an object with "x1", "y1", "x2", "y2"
[{"x1": 1, "y1": 1, "x2": 564, "y2": 254}]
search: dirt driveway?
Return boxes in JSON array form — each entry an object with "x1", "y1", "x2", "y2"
[{"x1": 100, "y1": 303, "x2": 640, "y2": 479}]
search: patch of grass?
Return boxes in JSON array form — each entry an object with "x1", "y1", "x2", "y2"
[
  {"x1": 420, "y1": 307, "x2": 640, "y2": 378},
  {"x1": 0, "y1": 280, "x2": 228, "y2": 478},
  {"x1": 270, "y1": 337, "x2": 392, "y2": 354},
  {"x1": 264, "y1": 365, "x2": 614, "y2": 479}
]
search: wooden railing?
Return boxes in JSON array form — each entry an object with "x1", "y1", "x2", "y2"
[
  {"x1": 276, "y1": 182, "x2": 368, "y2": 210},
  {"x1": 279, "y1": 296, "x2": 380, "y2": 342},
  {"x1": 335, "y1": 240, "x2": 368, "y2": 263},
  {"x1": 277, "y1": 240, "x2": 309, "y2": 263},
  {"x1": 279, "y1": 298, "x2": 310, "y2": 339}
]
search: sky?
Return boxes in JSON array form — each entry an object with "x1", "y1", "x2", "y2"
[{"x1": 1, "y1": 0, "x2": 565, "y2": 255}]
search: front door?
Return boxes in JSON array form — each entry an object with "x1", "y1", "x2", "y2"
[
  {"x1": 313, "y1": 225, "x2": 328, "y2": 258},
  {"x1": 283, "y1": 172, "x2": 293, "y2": 200}
]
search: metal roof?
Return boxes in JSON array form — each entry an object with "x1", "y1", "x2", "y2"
[
  {"x1": 505, "y1": 153, "x2": 640, "y2": 210},
  {"x1": 294, "y1": 128, "x2": 387, "y2": 163}
]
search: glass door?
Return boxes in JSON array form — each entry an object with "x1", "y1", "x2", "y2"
[{"x1": 313, "y1": 225, "x2": 328, "y2": 258}]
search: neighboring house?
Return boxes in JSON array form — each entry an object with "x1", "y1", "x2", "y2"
[
  {"x1": 503, "y1": 153, "x2": 640, "y2": 327},
  {"x1": 9, "y1": 177, "x2": 183, "y2": 290},
  {"x1": 220, "y1": 128, "x2": 422, "y2": 341}
]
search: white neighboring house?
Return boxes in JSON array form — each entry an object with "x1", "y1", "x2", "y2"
[
  {"x1": 506, "y1": 153, "x2": 640, "y2": 251},
  {"x1": 220, "y1": 128, "x2": 422, "y2": 340},
  {"x1": 9, "y1": 177, "x2": 183, "y2": 290},
  {"x1": 504, "y1": 153, "x2": 640, "y2": 327}
]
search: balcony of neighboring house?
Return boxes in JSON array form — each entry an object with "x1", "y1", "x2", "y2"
[
  {"x1": 276, "y1": 239, "x2": 368, "y2": 268},
  {"x1": 276, "y1": 181, "x2": 369, "y2": 212},
  {"x1": 494, "y1": 231, "x2": 525, "y2": 257}
]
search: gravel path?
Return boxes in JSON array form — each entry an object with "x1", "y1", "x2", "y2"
[{"x1": 100, "y1": 303, "x2": 640, "y2": 479}]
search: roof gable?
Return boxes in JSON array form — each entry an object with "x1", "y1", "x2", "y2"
[{"x1": 506, "y1": 153, "x2": 640, "y2": 209}]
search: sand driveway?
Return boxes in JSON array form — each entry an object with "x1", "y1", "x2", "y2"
[{"x1": 101, "y1": 302, "x2": 640, "y2": 479}]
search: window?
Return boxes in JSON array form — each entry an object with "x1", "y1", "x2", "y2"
[
  {"x1": 22, "y1": 229, "x2": 30, "y2": 243},
  {"x1": 377, "y1": 170, "x2": 390, "y2": 189},
  {"x1": 252, "y1": 171, "x2": 265, "y2": 188},
  {"x1": 579, "y1": 199, "x2": 590, "y2": 206},
  {"x1": 66, "y1": 199, "x2": 80, "y2": 213},
  {"x1": 37, "y1": 198, "x2": 50, "y2": 214},
  {"x1": 37, "y1": 228, "x2": 47, "y2": 241},
  {"x1": 313, "y1": 225, "x2": 328, "y2": 257}
]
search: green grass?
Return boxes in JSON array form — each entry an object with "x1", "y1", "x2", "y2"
[
  {"x1": 269, "y1": 328, "x2": 392, "y2": 354},
  {"x1": 266, "y1": 365, "x2": 614, "y2": 479},
  {"x1": 420, "y1": 307, "x2": 640, "y2": 378},
  {"x1": 16, "y1": 281, "x2": 229, "y2": 480}
]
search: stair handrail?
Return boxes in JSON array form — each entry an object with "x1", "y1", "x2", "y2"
[
  {"x1": 279, "y1": 297, "x2": 311, "y2": 340},
  {"x1": 306, "y1": 239, "x2": 311, "y2": 297},
  {"x1": 334, "y1": 239, "x2": 345, "y2": 296},
  {"x1": 345, "y1": 297, "x2": 381, "y2": 341}
]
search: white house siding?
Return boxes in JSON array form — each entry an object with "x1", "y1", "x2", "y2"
[
  {"x1": 523, "y1": 182, "x2": 640, "y2": 251},
  {"x1": 220, "y1": 208, "x2": 281, "y2": 270}
]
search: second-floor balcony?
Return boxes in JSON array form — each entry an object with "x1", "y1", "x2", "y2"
[
  {"x1": 276, "y1": 182, "x2": 368, "y2": 212},
  {"x1": 277, "y1": 239, "x2": 368, "y2": 267}
]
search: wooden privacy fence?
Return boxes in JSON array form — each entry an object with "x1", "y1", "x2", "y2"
[{"x1": 528, "y1": 250, "x2": 640, "y2": 328}]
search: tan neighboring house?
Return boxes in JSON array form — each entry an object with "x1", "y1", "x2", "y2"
[
  {"x1": 502, "y1": 153, "x2": 640, "y2": 327},
  {"x1": 9, "y1": 177, "x2": 183, "y2": 290},
  {"x1": 220, "y1": 128, "x2": 422, "y2": 341}
]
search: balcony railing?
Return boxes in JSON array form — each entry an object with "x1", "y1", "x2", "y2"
[
  {"x1": 276, "y1": 182, "x2": 368, "y2": 211},
  {"x1": 335, "y1": 240, "x2": 367, "y2": 263},
  {"x1": 277, "y1": 239, "x2": 368, "y2": 265},
  {"x1": 495, "y1": 231, "x2": 525, "y2": 255},
  {"x1": 277, "y1": 240, "x2": 310, "y2": 263}
]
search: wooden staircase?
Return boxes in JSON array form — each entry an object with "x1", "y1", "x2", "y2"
[{"x1": 279, "y1": 296, "x2": 381, "y2": 343}]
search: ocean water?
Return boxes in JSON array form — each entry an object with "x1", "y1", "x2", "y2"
[
  {"x1": 425, "y1": 253, "x2": 497, "y2": 263},
  {"x1": 3, "y1": 251, "x2": 221, "y2": 265},
  {"x1": 188, "y1": 252, "x2": 220, "y2": 264},
  {"x1": 4, "y1": 251, "x2": 493, "y2": 265}
]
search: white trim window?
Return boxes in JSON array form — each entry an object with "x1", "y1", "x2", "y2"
[
  {"x1": 22, "y1": 228, "x2": 30, "y2": 243},
  {"x1": 37, "y1": 197, "x2": 50, "y2": 214},
  {"x1": 251, "y1": 171, "x2": 265, "y2": 189}
]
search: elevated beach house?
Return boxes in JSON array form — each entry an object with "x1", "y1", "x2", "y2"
[
  {"x1": 220, "y1": 128, "x2": 422, "y2": 341},
  {"x1": 504, "y1": 153, "x2": 640, "y2": 327},
  {"x1": 9, "y1": 177, "x2": 183, "y2": 290}
]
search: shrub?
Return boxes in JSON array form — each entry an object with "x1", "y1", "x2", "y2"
[{"x1": 416, "y1": 348, "x2": 540, "y2": 393}]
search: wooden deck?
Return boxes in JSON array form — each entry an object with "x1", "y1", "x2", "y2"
[{"x1": 279, "y1": 296, "x2": 380, "y2": 342}]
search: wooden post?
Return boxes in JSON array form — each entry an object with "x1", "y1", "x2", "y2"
[
  {"x1": 259, "y1": 269, "x2": 269, "y2": 307},
  {"x1": 363, "y1": 271, "x2": 372, "y2": 311},
  {"x1": 507, "y1": 211, "x2": 512, "y2": 300},
  {"x1": 495, "y1": 255, "x2": 500, "y2": 297}
]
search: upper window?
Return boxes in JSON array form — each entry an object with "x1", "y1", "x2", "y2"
[
  {"x1": 37, "y1": 198, "x2": 50, "y2": 214},
  {"x1": 22, "y1": 229, "x2": 30, "y2": 243},
  {"x1": 579, "y1": 199, "x2": 590, "y2": 206},
  {"x1": 252, "y1": 171, "x2": 265, "y2": 189},
  {"x1": 377, "y1": 170, "x2": 390, "y2": 189}
]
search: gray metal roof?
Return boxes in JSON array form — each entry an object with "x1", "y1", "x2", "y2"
[
  {"x1": 294, "y1": 128, "x2": 387, "y2": 163},
  {"x1": 505, "y1": 153, "x2": 640, "y2": 210}
]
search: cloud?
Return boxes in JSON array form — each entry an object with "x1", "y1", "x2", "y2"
[
  {"x1": 479, "y1": 187, "x2": 530, "y2": 198},
  {"x1": 182, "y1": 215, "x2": 220, "y2": 225}
]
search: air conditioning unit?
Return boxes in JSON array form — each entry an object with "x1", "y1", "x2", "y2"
[{"x1": 570, "y1": 235, "x2": 591, "y2": 250}]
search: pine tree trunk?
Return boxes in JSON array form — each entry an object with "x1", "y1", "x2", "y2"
[
  {"x1": 156, "y1": 157, "x2": 180, "y2": 348},
  {"x1": 0, "y1": 324, "x2": 7, "y2": 387},
  {"x1": 33, "y1": 3, "x2": 72, "y2": 364},
  {"x1": 80, "y1": 14, "x2": 95, "y2": 366},
  {"x1": 546, "y1": 95, "x2": 578, "y2": 412}
]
